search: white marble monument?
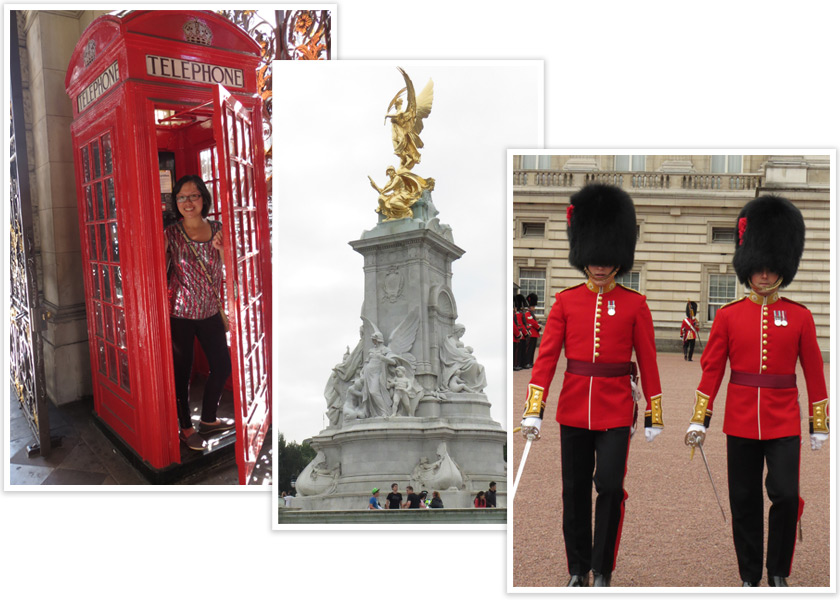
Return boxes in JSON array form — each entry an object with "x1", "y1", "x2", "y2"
[{"x1": 292, "y1": 69, "x2": 506, "y2": 511}]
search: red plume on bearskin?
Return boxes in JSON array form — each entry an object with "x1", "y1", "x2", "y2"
[
  {"x1": 732, "y1": 195, "x2": 805, "y2": 288},
  {"x1": 567, "y1": 183, "x2": 637, "y2": 277}
]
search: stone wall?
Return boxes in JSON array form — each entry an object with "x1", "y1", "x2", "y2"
[{"x1": 513, "y1": 154, "x2": 831, "y2": 359}]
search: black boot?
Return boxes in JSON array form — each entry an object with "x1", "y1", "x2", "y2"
[
  {"x1": 742, "y1": 581, "x2": 759, "y2": 587},
  {"x1": 567, "y1": 574, "x2": 589, "y2": 587},
  {"x1": 592, "y1": 571, "x2": 611, "y2": 587},
  {"x1": 768, "y1": 576, "x2": 788, "y2": 587}
]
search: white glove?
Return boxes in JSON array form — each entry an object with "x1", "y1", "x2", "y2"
[
  {"x1": 520, "y1": 417, "x2": 542, "y2": 440},
  {"x1": 686, "y1": 423, "x2": 707, "y2": 434},
  {"x1": 810, "y1": 433, "x2": 829, "y2": 450},
  {"x1": 645, "y1": 427, "x2": 662, "y2": 443}
]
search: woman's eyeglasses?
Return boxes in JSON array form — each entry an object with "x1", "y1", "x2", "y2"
[{"x1": 175, "y1": 194, "x2": 202, "y2": 203}]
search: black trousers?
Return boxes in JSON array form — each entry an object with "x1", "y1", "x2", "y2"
[
  {"x1": 683, "y1": 338, "x2": 695, "y2": 360},
  {"x1": 525, "y1": 337, "x2": 537, "y2": 366},
  {"x1": 727, "y1": 435, "x2": 801, "y2": 583},
  {"x1": 171, "y1": 313, "x2": 232, "y2": 430},
  {"x1": 560, "y1": 424, "x2": 631, "y2": 576}
]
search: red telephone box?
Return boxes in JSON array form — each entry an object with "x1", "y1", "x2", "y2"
[{"x1": 64, "y1": 11, "x2": 271, "y2": 484}]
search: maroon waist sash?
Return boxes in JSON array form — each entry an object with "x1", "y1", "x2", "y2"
[
  {"x1": 566, "y1": 358, "x2": 634, "y2": 378},
  {"x1": 730, "y1": 370, "x2": 796, "y2": 389}
]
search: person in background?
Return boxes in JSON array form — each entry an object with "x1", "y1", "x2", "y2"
[
  {"x1": 430, "y1": 491, "x2": 444, "y2": 508},
  {"x1": 514, "y1": 294, "x2": 528, "y2": 371},
  {"x1": 474, "y1": 490, "x2": 487, "y2": 508},
  {"x1": 524, "y1": 293, "x2": 542, "y2": 368},
  {"x1": 403, "y1": 485, "x2": 421, "y2": 508},
  {"x1": 681, "y1": 300, "x2": 700, "y2": 361},
  {"x1": 369, "y1": 488, "x2": 384, "y2": 510},
  {"x1": 386, "y1": 482, "x2": 402, "y2": 509},
  {"x1": 485, "y1": 481, "x2": 497, "y2": 507}
]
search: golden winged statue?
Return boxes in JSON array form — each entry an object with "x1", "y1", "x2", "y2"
[
  {"x1": 368, "y1": 68, "x2": 436, "y2": 221},
  {"x1": 385, "y1": 67, "x2": 434, "y2": 171}
]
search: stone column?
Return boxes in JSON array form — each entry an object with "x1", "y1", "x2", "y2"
[{"x1": 21, "y1": 10, "x2": 107, "y2": 404}]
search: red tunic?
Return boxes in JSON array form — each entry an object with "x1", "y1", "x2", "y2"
[
  {"x1": 681, "y1": 317, "x2": 699, "y2": 341},
  {"x1": 524, "y1": 309, "x2": 541, "y2": 338},
  {"x1": 528, "y1": 280, "x2": 662, "y2": 430},
  {"x1": 694, "y1": 291, "x2": 828, "y2": 440}
]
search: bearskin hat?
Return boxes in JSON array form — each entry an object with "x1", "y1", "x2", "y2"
[
  {"x1": 567, "y1": 184, "x2": 636, "y2": 277},
  {"x1": 526, "y1": 293, "x2": 538, "y2": 307},
  {"x1": 685, "y1": 301, "x2": 698, "y2": 318},
  {"x1": 732, "y1": 195, "x2": 805, "y2": 288},
  {"x1": 514, "y1": 294, "x2": 527, "y2": 309}
]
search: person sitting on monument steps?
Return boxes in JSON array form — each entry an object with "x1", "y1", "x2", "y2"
[
  {"x1": 430, "y1": 491, "x2": 444, "y2": 508},
  {"x1": 684, "y1": 195, "x2": 829, "y2": 587},
  {"x1": 520, "y1": 184, "x2": 664, "y2": 588},
  {"x1": 165, "y1": 175, "x2": 234, "y2": 452}
]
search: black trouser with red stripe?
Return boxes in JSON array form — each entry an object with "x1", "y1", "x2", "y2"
[
  {"x1": 726, "y1": 435, "x2": 802, "y2": 583},
  {"x1": 560, "y1": 424, "x2": 631, "y2": 576}
]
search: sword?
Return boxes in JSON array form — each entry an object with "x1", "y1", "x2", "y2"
[
  {"x1": 511, "y1": 437, "x2": 533, "y2": 502},
  {"x1": 685, "y1": 430, "x2": 727, "y2": 523}
]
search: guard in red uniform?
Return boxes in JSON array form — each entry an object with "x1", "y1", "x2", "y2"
[
  {"x1": 523, "y1": 293, "x2": 541, "y2": 368},
  {"x1": 685, "y1": 195, "x2": 828, "y2": 587},
  {"x1": 680, "y1": 301, "x2": 700, "y2": 361},
  {"x1": 514, "y1": 294, "x2": 528, "y2": 371},
  {"x1": 520, "y1": 184, "x2": 663, "y2": 587}
]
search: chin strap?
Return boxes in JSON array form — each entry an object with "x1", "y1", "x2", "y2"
[{"x1": 751, "y1": 276, "x2": 783, "y2": 294}]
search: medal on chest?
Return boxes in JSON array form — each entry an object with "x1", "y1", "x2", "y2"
[
  {"x1": 607, "y1": 300, "x2": 616, "y2": 316},
  {"x1": 773, "y1": 310, "x2": 788, "y2": 327}
]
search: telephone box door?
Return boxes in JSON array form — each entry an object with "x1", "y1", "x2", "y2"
[{"x1": 212, "y1": 84, "x2": 272, "y2": 484}]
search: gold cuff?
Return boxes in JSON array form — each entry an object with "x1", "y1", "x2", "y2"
[
  {"x1": 811, "y1": 398, "x2": 829, "y2": 434},
  {"x1": 649, "y1": 394, "x2": 663, "y2": 427},
  {"x1": 691, "y1": 390, "x2": 711, "y2": 425},
  {"x1": 523, "y1": 384, "x2": 545, "y2": 419}
]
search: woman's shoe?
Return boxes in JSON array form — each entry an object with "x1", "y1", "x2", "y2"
[
  {"x1": 180, "y1": 431, "x2": 207, "y2": 451},
  {"x1": 198, "y1": 418, "x2": 235, "y2": 435}
]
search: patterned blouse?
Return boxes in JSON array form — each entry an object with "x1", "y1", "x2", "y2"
[{"x1": 165, "y1": 220, "x2": 224, "y2": 320}]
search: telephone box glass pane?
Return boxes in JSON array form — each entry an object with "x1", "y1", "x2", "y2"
[
  {"x1": 106, "y1": 179, "x2": 116, "y2": 220},
  {"x1": 119, "y1": 352, "x2": 130, "y2": 392},
  {"x1": 102, "y1": 263, "x2": 112, "y2": 303},
  {"x1": 104, "y1": 305, "x2": 114, "y2": 342},
  {"x1": 113, "y1": 266, "x2": 123, "y2": 304},
  {"x1": 91, "y1": 264, "x2": 100, "y2": 299},
  {"x1": 97, "y1": 339, "x2": 107, "y2": 374},
  {"x1": 88, "y1": 225, "x2": 97, "y2": 260},
  {"x1": 116, "y1": 309, "x2": 126, "y2": 349},
  {"x1": 82, "y1": 147, "x2": 91, "y2": 183},
  {"x1": 98, "y1": 223, "x2": 108, "y2": 262},
  {"x1": 109, "y1": 222, "x2": 120, "y2": 262},
  {"x1": 85, "y1": 186, "x2": 94, "y2": 221},
  {"x1": 95, "y1": 182, "x2": 105, "y2": 220},
  {"x1": 102, "y1": 133, "x2": 113, "y2": 175},
  {"x1": 94, "y1": 302, "x2": 103, "y2": 337},
  {"x1": 107, "y1": 345, "x2": 118, "y2": 383},
  {"x1": 92, "y1": 140, "x2": 101, "y2": 180}
]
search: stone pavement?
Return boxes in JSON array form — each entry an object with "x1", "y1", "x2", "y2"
[
  {"x1": 8, "y1": 381, "x2": 272, "y2": 486},
  {"x1": 511, "y1": 350, "x2": 831, "y2": 588}
]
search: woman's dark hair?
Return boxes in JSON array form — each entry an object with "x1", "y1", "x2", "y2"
[
  {"x1": 476, "y1": 491, "x2": 485, "y2": 499},
  {"x1": 172, "y1": 175, "x2": 212, "y2": 219}
]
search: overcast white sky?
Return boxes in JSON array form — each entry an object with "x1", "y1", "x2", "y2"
[{"x1": 272, "y1": 60, "x2": 543, "y2": 443}]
